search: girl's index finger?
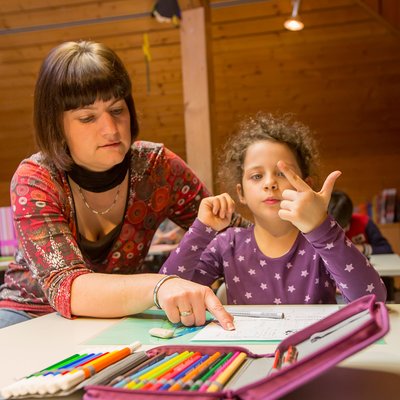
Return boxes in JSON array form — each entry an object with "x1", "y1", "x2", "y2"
[{"x1": 277, "y1": 160, "x2": 311, "y2": 192}]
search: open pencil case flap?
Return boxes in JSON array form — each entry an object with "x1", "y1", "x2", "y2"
[{"x1": 84, "y1": 294, "x2": 389, "y2": 400}]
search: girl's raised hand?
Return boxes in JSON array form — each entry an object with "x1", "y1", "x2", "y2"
[
  {"x1": 277, "y1": 160, "x2": 341, "y2": 233},
  {"x1": 197, "y1": 193, "x2": 235, "y2": 232}
]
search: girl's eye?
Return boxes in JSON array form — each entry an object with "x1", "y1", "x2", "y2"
[
  {"x1": 277, "y1": 171, "x2": 286, "y2": 178},
  {"x1": 251, "y1": 174, "x2": 262, "y2": 180}
]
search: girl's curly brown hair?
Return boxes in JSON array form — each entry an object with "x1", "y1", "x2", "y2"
[{"x1": 217, "y1": 112, "x2": 320, "y2": 199}]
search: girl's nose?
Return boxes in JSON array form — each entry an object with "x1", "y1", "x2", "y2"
[{"x1": 264, "y1": 176, "x2": 278, "y2": 190}]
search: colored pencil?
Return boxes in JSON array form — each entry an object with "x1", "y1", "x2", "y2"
[
  {"x1": 125, "y1": 351, "x2": 191, "y2": 390},
  {"x1": 206, "y1": 352, "x2": 247, "y2": 392},
  {"x1": 53, "y1": 341, "x2": 141, "y2": 392},
  {"x1": 198, "y1": 351, "x2": 241, "y2": 392},
  {"x1": 188, "y1": 352, "x2": 233, "y2": 391},
  {"x1": 159, "y1": 354, "x2": 209, "y2": 391},
  {"x1": 115, "y1": 353, "x2": 178, "y2": 388},
  {"x1": 168, "y1": 352, "x2": 221, "y2": 391},
  {"x1": 108, "y1": 352, "x2": 165, "y2": 386},
  {"x1": 143, "y1": 352, "x2": 202, "y2": 391}
]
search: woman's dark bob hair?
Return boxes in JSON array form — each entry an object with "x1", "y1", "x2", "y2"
[{"x1": 33, "y1": 40, "x2": 139, "y2": 170}]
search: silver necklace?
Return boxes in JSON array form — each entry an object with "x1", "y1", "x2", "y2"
[{"x1": 77, "y1": 185, "x2": 121, "y2": 215}]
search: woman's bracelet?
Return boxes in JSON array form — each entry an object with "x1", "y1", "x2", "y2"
[{"x1": 153, "y1": 275, "x2": 180, "y2": 309}]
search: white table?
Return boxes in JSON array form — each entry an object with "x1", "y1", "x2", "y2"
[
  {"x1": 0, "y1": 305, "x2": 399, "y2": 399},
  {"x1": 370, "y1": 253, "x2": 400, "y2": 276}
]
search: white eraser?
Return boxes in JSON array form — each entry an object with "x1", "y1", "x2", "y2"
[{"x1": 149, "y1": 328, "x2": 175, "y2": 339}]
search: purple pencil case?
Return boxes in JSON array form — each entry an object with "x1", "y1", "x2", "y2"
[{"x1": 84, "y1": 294, "x2": 389, "y2": 400}]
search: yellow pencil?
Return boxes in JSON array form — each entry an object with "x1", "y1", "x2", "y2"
[{"x1": 206, "y1": 352, "x2": 247, "y2": 393}]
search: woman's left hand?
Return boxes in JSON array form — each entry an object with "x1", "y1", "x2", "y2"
[{"x1": 277, "y1": 160, "x2": 341, "y2": 233}]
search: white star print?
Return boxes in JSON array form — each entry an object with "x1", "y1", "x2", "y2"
[
  {"x1": 324, "y1": 281, "x2": 330, "y2": 287},
  {"x1": 339, "y1": 282, "x2": 348, "y2": 289},
  {"x1": 274, "y1": 273, "x2": 281, "y2": 280},
  {"x1": 162, "y1": 266, "x2": 167, "y2": 274},
  {"x1": 344, "y1": 264, "x2": 354, "y2": 272},
  {"x1": 223, "y1": 261, "x2": 229, "y2": 268},
  {"x1": 274, "y1": 298, "x2": 282, "y2": 305},
  {"x1": 288, "y1": 285, "x2": 296, "y2": 293},
  {"x1": 230, "y1": 241, "x2": 234, "y2": 247},
  {"x1": 237, "y1": 255, "x2": 245, "y2": 262},
  {"x1": 286, "y1": 262, "x2": 293, "y2": 269},
  {"x1": 330, "y1": 220, "x2": 336, "y2": 227},
  {"x1": 233, "y1": 299, "x2": 237, "y2": 304},
  {"x1": 233, "y1": 276, "x2": 240, "y2": 283},
  {"x1": 210, "y1": 247, "x2": 216, "y2": 253},
  {"x1": 234, "y1": 227, "x2": 241, "y2": 233},
  {"x1": 260, "y1": 260, "x2": 267, "y2": 267},
  {"x1": 245, "y1": 238, "x2": 251, "y2": 243},
  {"x1": 325, "y1": 242, "x2": 334, "y2": 250},
  {"x1": 205, "y1": 227, "x2": 213, "y2": 233},
  {"x1": 191, "y1": 245, "x2": 198, "y2": 251},
  {"x1": 298, "y1": 249, "x2": 305, "y2": 256},
  {"x1": 178, "y1": 265, "x2": 186, "y2": 273},
  {"x1": 188, "y1": 227, "x2": 193, "y2": 234},
  {"x1": 305, "y1": 295, "x2": 310, "y2": 302},
  {"x1": 346, "y1": 238, "x2": 352, "y2": 247},
  {"x1": 214, "y1": 261, "x2": 218, "y2": 267},
  {"x1": 245, "y1": 292, "x2": 252, "y2": 299},
  {"x1": 313, "y1": 254, "x2": 317, "y2": 260},
  {"x1": 200, "y1": 269, "x2": 207, "y2": 275},
  {"x1": 175, "y1": 247, "x2": 181, "y2": 254},
  {"x1": 315, "y1": 278, "x2": 319, "y2": 284},
  {"x1": 366, "y1": 283, "x2": 375, "y2": 293},
  {"x1": 301, "y1": 270, "x2": 309, "y2": 277},
  {"x1": 248, "y1": 269, "x2": 256, "y2": 275},
  {"x1": 260, "y1": 283, "x2": 267, "y2": 290}
]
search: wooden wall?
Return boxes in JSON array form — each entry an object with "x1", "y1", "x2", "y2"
[{"x1": 0, "y1": 0, "x2": 400, "y2": 210}]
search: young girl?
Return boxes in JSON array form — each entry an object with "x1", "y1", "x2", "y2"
[{"x1": 161, "y1": 113, "x2": 386, "y2": 305}]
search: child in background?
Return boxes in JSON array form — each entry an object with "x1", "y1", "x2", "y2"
[
  {"x1": 328, "y1": 190, "x2": 393, "y2": 257},
  {"x1": 161, "y1": 113, "x2": 386, "y2": 305}
]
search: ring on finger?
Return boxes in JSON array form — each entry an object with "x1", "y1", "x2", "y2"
[{"x1": 179, "y1": 309, "x2": 193, "y2": 317}]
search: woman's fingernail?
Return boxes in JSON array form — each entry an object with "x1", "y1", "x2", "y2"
[{"x1": 227, "y1": 322, "x2": 235, "y2": 331}]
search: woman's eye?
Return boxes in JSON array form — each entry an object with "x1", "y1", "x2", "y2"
[
  {"x1": 111, "y1": 108, "x2": 123, "y2": 116},
  {"x1": 79, "y1": 116, "x2": 94, "y2": 123}
]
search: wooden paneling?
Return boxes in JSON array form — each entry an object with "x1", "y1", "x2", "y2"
[{"x1": 0, "y1": 0, "x2": 400, "y2": 209}]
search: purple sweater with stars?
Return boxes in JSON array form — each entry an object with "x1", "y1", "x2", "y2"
[{"x1": 161, "y1": 216, "x2": 386, "y2": 305}]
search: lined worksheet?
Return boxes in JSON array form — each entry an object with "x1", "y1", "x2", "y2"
[{"x1": 191, "y1": 306, "x2": 339, "y2": 341}]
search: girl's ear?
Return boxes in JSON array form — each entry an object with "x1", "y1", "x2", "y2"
[{"x1": 236, "y1": 183, "x2": 246, "y2": 204}]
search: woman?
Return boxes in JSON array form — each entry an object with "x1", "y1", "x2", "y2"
[{"x1": 0, "y1": 40, "x2": 235, "y2": 330}]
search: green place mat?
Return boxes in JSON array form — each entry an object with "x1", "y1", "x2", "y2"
[{"x1": 83, "y1": 309, "x2": 280, "y2": 346}]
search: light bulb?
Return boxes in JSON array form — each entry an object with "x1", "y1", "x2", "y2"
[{"x1": 284, "y1": 16, "x2": 304, "y2": 31}]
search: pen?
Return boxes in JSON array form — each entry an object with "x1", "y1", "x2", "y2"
[{"x1": 229, "y1": 311, "x2": 284, "y2": 319}]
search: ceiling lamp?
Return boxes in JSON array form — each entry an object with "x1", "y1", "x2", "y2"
[{"x1": 284, "y1": 0, "x2": 304, "y2": 31}]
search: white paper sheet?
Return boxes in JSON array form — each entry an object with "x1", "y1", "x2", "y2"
[{"x1": 191, "y1": 306, "x2": 340, "y2": 341}]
